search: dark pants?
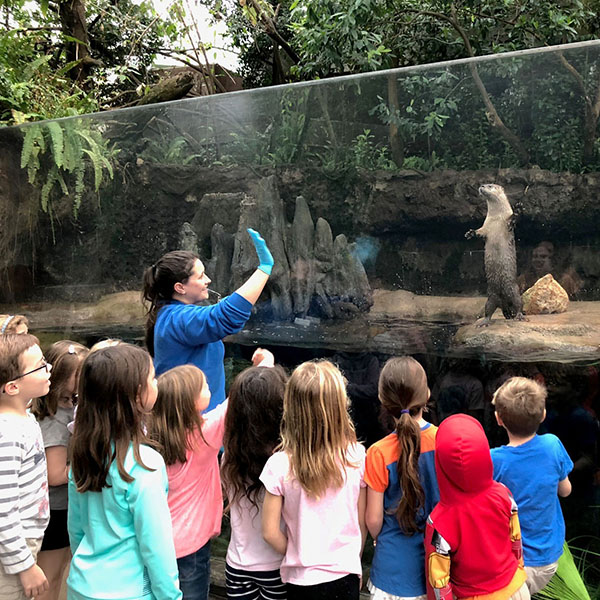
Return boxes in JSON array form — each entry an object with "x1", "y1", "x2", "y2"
[
  {"x1": 177, "y1": 540, "x2": 211, "y2": 600},
  {"x1": 286, "y1": 574, "x2": 360, "y2": 600}
]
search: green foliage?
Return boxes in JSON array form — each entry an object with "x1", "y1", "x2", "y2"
[
  {"x1": 0, "y1": 30, "x2": 99, "y2": 124},
  {"x1": 351, "y1": 130, "x2": 395, "y2": 170},
  {"x1": 139, "y1": 136, "x2": 213, "y2": 165},
  {"x1": 20, "y1": 120, "x2": 117, "y2": 216},
  {"x1": 0, "y1": 0, "x2": 187, "y2": 125},
  {"x1": 535, "y1": 541, "x2": 593, "y2": 600}
]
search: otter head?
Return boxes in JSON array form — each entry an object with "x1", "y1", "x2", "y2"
[{"x1": 478, "y1": 184, "x2": 512, "y2": 219}]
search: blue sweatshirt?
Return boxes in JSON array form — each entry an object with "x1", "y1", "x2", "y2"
[
  {"x1": 153, "y1": 293, "x2": 252, "y2": 411},
  {"x1": 67, "y1": 444, "x2": 182, "y2": 600}
]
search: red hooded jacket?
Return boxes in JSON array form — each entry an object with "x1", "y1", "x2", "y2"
[{"x1": 424, "y1": 415, "x2": 526, "y2": 600}]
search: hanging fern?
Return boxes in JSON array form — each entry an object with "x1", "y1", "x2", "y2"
[{"x1": 20, "y1": 118, "x2": 118, "y2": 218}]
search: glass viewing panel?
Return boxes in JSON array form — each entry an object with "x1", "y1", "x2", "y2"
[{"x1": 1, "y1": 40, "x2": 599, "y2": 571}]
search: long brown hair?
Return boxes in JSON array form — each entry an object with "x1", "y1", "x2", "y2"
[
  {"x1": 70, "y1": 344, "x2": 155, "y2": 492},
  {"x1": 141, "y1": 250, "x2": 198, "y2": 355},
  {"x1": 148, "y1": 365, "x2": 207, "y2": 465},
  {"x1": 221, "y1": 366, "x2": 287, "y2": 513},
  {"x1": 279, "y1": 360, "x2": 357, "y2": 498},
  {"x1": 31, "y1": 341, "x2": 88, "y2": 420},
  {"x1": 378, "y1": 356, "x2": 429, "y2": 535}
]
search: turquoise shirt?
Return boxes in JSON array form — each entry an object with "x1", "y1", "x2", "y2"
[{"x1": 67, "y1": 444, "x2": 182, "y2": 600}]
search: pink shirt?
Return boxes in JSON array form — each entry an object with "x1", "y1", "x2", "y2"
[
  {"x1": 260, "y1": 442, "x2": 366, "y2": 585},
  {"x1": 166, "y1": 401, "x2": 227, "y2": 558},
  {"x1": 226, "y1": 490, "x2": 284, "y2": 571}
]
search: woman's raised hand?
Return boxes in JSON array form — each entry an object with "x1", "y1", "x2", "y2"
[{"x1": 247, "y1": 229, "x2": 274, "y2": 275}]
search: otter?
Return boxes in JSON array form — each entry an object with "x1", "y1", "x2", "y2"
[{"x1": 465, "y1": 184, "x2": 524, "y2": 325}]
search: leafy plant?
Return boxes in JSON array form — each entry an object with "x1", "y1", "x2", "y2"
[
  {"x1": 535, "y1": 542, "x2": 595, "y2": 600},
  {"x1": 20, "y1": 119, "x2": 117, "y2": 216}
]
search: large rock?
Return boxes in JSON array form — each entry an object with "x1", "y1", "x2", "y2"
[
  {"x1": 522, "y1": 274, "x2": 569, "y2": 315},
  {"x1": 206, "y1": 224, "x2": 234, "y2": 296},
  {"x1": 177, "y1": 222, "x2": 198, "y2": 253},
  {"x1": 232, "y1": 177, "x2": 293, "y2": 320},
  {"x1": 288, "y1": 196, "x2": 315, "y2": 317}
]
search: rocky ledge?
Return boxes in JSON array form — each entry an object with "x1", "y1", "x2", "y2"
[{"x1": 6, "y1": 289, "x2": 600, "y2": 363}]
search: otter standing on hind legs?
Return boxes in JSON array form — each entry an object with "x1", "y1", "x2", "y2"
[{"x1": 465, "y1": 184, "x2": 525, "y2": 326}]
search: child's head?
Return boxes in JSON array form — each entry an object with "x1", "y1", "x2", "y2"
[
  {"x1": 281, "y1": 360, "x2": 356, "y2": 497},
  {"x1": 435, "y1": 414, "x2": 492, "y2": 499},
  {"x1": 222, "y1": 365, "x2": 287, "y2": 511},
  {"x1": 493, "y1": 376, "x2": 546, "y2": 437},
  {"x1": 89, "y1": 338, "x2": 122, "y2": 353},
  {"x1": 379, "y1": 356, "x2": 429, "y2": 534},
  {"x1": 71, "y1": 343, "x2": 157, "y2": 492},
  {"x1": 149, "y1": 365, "x2": 209, "y2": 466},
  {"x1": 0, "y1": 333, "x2": 50, "y2": 404},
  {"x1": 31, "y1": 341, "x2": 88, "y2": 420},
  {"x1": 378, "y1": 356, "x2": 429, "y2": 416},
  {"x1": 0, "y1": 314, "x2": 29, "y2": 335}
]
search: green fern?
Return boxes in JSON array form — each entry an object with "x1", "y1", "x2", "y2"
[
  {"x1": 20, "y1": 119, "x2": 116, "y2": 218},
  {"x1": 47, "y1": 122, "x2": 64, "y2": 169}
]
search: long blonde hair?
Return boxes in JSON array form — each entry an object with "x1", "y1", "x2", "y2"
[{"x1": 279, "y1": 360, "x2": 357, "y2": 498}]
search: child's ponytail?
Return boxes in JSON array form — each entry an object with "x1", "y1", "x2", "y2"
[
  {"x1": 141, "y1": 251, "x2": 198, "y2": 355},
  {"x1": 379, "y1": 356, "x2": 429, "y2": 535},
  {"x1": 394, "y1": 411, "x2": 424, "y2": 534}
]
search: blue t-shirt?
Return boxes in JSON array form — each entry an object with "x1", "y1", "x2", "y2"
[
  {"x1": 491, "y1": 434, "x2": 573, "y2": 566},
  {"x1": 153, "y1": 293, "x2": 252, "y2": 411},
  {"x1": 364, "y1": 424, "x2": 439, "y2": 596}
]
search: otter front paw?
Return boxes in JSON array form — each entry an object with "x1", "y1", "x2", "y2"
[
  {"x1": 465, "y1": 229, "x2": 476, "y2": 240},
  {"x1": 514, "y1": 312, "x2": 527, "y2": 321}
]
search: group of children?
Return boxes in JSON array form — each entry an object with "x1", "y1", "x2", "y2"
[{"x1": 0, "y1": 331, "x2": 573, "y2": 600}]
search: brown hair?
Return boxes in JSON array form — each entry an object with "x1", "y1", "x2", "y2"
[
  {"x1": 31, "y1": 341, "x2": 88, "y2": 420},
  {"x1": 279, "y1": 360, "x2": 357, "y2": 498},
  {"x1": 0, "y1": 333, "x2": 40, "y2": 389},
  {"x1": 493, "y1": 376, "x2": 546, "y2": 437},
  {"x1": 141, "y1": 251, "x2": 198, "y2": 355},
  {"x1": 0, "y1": 315, "x2": 29, "y2": 335},
  {"x1": 378, "y1": 356, "x2": 429, "y2": 535},
  {"x1": 70, "y1": 344, "x2": 155, "y2": 492},
  {"x1": 148, "y1": 365, "x2": 207, "y2": 465},
  {"x1": 222, "y1": 366, "x2": 287, "y2": 513}
]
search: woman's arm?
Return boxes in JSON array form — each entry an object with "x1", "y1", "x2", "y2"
[
  {"x1": 365, "y1": 487, "x2": 384, "y2": 539},
  {"x1": 234, "y1": 229, "x2": 273, "y2": 305},
  {"x1": 235, "y1": 269, "x2": 270, "y2": 305},
  {"x1": 262, "y1": 491, "x2": 287, "y2": 555},
  {"x1": 46, "y1": 446, "x2": 69, "y2": 487}
]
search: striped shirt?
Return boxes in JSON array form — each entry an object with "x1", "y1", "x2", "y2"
[{"x1": 0, "y1": 413, "x2": 49, "y2": 574}]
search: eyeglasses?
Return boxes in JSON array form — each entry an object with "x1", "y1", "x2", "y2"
[{"x1": 13, "y1": 360, "x2": 52, "y2": 380}]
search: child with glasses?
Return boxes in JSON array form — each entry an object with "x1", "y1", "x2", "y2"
[
  {"x1": 0, "y1": 333, "x2": 52, "y2": 600},
  {"x1": 31, "y1": 341, "x2": 89, "y2": 600}
]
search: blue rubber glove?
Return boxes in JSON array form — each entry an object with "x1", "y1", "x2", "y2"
[{"x1": 247, "y1": 228, "x2": 274, "y2": 275}]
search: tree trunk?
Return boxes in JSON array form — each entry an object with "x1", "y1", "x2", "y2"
[
  {"x1": 58, "y1": 0, "x2": 98, "y2": 83},
  {"x1": 387, "y1": 63, "x2": 404, "y2": 168},
  {"x1": 136, "y1": 73, "x2": 195, "y2": 106}
]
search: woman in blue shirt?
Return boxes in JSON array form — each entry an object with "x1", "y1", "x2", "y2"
[{"x1": 142, "y1": 228, "x2": 273, "y2": 411}]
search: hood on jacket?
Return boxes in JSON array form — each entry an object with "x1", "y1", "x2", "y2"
[{"x1": 435, "y1": 414, "x2": 493, "y2": 504}]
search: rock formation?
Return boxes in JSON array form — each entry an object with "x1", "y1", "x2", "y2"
[
  {"x1": 190, "y1": 176, "x2": 373, "y2": 321},
  {"x1": 522, "y1": 274, "x2": 569, "y2": 315}
]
